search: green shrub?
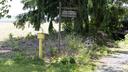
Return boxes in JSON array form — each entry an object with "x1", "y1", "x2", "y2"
[
  {"x1": 25, "y1": 32, "x2": 35, "y2": 40},
  {"x1": 49, "y1": 47, "x2": 58, "y2": 57},
  {"x1": 64, "y1": 34, "x2": 85, "y2": 54},
  {"x1": 1, "y1": 33, "x2": 109, "y2": 72},
  {"x1": 125, "y1": 34, "x2": 128, "y2": 40},
  {"x1": 116, "y1": 34, "x2": 128, "y2": 48},
  {"x1": 125, "y1": 34, "x2": 128, "y2": 45}
]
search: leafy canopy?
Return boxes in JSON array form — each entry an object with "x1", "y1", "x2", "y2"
[
  {"x1": 0, "y1": 0, "x2": 11, "y2": 19},
  {"x1": 14, "y1": 0, "x2": 128, "y2": 35}
]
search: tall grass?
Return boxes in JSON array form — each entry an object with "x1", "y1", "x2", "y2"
[{"x1": 0, "y1": 33, "x2": 111, "y2": 72}]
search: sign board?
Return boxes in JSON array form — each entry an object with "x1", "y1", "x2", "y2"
[
  {"x1": 61, "y1": 10, "x2": 77, "y2": 18},
  {"x1": 37, "y1": 33, "x2": 44, "y2": 39}
]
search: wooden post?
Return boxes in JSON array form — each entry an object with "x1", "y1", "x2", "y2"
[
  {"x1": 37, "y1": 33, "x2": 44, "y2": 59},
  {"x1": 58, "y1": 2, "x2": 62, "y2": 53}
]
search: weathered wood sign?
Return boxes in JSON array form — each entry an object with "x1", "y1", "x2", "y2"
[
  {"x1": 61, "y1": 10, "x2": 77, "y2": 18},
  {"x1": 57, "y1": 7, "x2": 77, "y2": 18}
]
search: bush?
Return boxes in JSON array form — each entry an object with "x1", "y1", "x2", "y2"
[
  {"x1": 0, "y1": 33, "x2": 111, "y2": 72},
  {"x1": 64, "y1": 34, "x2": 85, "y2": 55},
  {"x1": 125, "y1": 34, "x2": 128, "y2": 45},
  {"x1": 25, "y1": 32, "x2": 35, "y2": 40}
]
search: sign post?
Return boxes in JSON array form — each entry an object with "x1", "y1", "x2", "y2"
[
  {"x1": 37, "y1": 32, "x2": 45, "y2": 59},
  {"x1": 58, "y1": 2, "x2": 77, "y2": 53},
  {"x1": 58, "y1": 2, "x2": 62, "y2": 53}
]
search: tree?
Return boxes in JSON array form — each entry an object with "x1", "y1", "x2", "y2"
[
  {"x1": 0, "y1": 0, "x2": 11, "y2": 19},
  {"x1": 14, "y1": 0, "x2": 58, "y2": 31},
  {"x1": 14, "y1": 0, "x2": 127, "y2": 36}
]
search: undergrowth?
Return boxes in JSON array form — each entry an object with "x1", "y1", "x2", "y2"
[{"x1": 0, "y1": 33, "x2": 111, "y2": 72}]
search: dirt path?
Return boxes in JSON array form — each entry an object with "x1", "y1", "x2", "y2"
[{"x1": 95, "y1": 48, "x2": 128, "y2": 72}]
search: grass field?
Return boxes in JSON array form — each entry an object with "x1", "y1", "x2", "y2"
[{"x1": 0, "y1": 22, "x2": 59, "y2": 41}]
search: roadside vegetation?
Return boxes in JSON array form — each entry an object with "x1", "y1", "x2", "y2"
[
  {"x1": 0, "y1": 32, "x2": 112, "y2": 72},
  {"x1": 0, "y1": 0, "x2": 128, "y2": 72}
]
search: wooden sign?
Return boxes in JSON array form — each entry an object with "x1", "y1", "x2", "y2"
[{"x1": 61, "y1": 10, "x2": 77, "y2": 18}]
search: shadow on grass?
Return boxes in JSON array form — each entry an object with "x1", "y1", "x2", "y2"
[
  {"x1": 110, "y1": 48, "x2": 128, "y2": 54},
  {"x1": 114, "y1": 50, "x2": 128, "y2": 54}
]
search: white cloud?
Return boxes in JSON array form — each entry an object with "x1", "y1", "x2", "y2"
[{"x1": 8, "y1": 0, "x2": 25, "y2": 16}]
